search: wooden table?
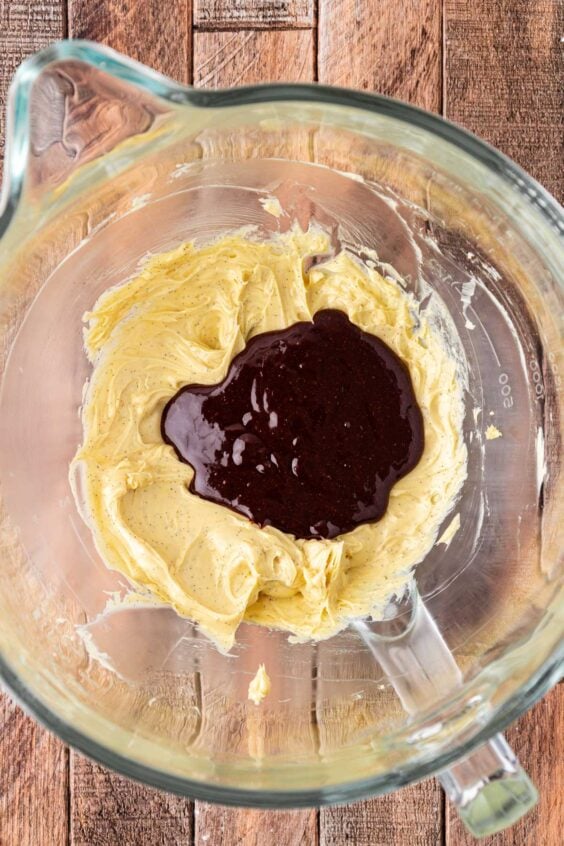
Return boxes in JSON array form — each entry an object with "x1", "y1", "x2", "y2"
[{"x1": 0, "y1": 2, "x2": 562, "y2": 844}]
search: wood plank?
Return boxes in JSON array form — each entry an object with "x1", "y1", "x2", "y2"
[
  {"x1": 317, "y1": 634, "x2": 444, "y2": 845},
  {"x1": 193, "y1": 23, "x2": 318, "y2": 846},
  {"x1": 68, "y1": 0, "x2": 191, "y2": 83},
  {"x1": 191, "y1": 632, "x2": 319, "y2": 759},
  {"x1": 192, "y1": 632, "x2": 319, "y2": 845},
  {"x1": 444, "y1": 11, "x2": 562, "y2": 842},
  {"x1": 317, "y1": 3, "x2": 444, "y2": 843},
  {"x1": 321, "y1": 781, "x2": 443, "y2": 846},
  {"x1": 64, "y1": 617, "x2": 200, "y2": 843},
  {"x1": 0, "y1": 0, "x2": 65, "y2": 176},
  {"x1": 64, "y1": 5, "x2": 194, "y2": 844},
  {"x1": 444, "y1": 0, "x2": 563, "y2": 200},
  {"x1": 315, "y1": 629, "x2": 403, "y2": 759},
  {"x1": 194, "y1": 1, "x2": 314, "y2": 30},
  {"x1": 318, "y1": 0, "x2": 442, "y2": 111},
  {"x1": 71, "y1": 755, "x2": 193, "y2": 845},
  {"x1": 1, "y1": 8, "x2": 69, "y2": 845},
  {"x1": 194, "y1": 29, "x2": 314, "y2": 86},
  {"x1": 193, "y1": 29, "x2": 315, "y2": 160},
  {"x1": 0, "y1": 692, "x2": 69, "y2": 846},
  {"x1": 195, "y1": 806, "x2": 318, "y2": 846},
  {"x1": 446, "y1": 684, "x2": 563, "y2": 845}
]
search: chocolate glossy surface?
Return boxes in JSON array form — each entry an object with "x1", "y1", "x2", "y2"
[{"x1": 162, "y1": 309, "x2": 424, "y2": 539}]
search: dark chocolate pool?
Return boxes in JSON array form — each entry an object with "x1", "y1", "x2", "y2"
[{"x1": 162, "y1": 309, "x2": 424, "y2": 539}]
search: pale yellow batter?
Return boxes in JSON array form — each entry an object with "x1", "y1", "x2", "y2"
[
  {"x1": 248, "y1": 664, "x2": 271, "y2": 705},
  {"x1": 486, "y1": 424, "x2": 503, "y2": 440},
  {"x1": 71, "y1": 227, "x2": 467, "y2": 652}
]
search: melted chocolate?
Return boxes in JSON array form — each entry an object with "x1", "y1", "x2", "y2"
[{"x1": 162, "y1": 309, "x2": 424, "y2": 539}]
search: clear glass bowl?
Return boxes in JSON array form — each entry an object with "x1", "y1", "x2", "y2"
[{"x1": 0, "y1": 41, "x2": 562, "y2": 817}]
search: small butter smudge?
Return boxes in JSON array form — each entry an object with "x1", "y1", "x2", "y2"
[
  {"x1": 460, "y1": 279, "x2": 477, "y2": 330},
  {"x1": 248, "y1": 663, "x2": 271, "y2": 705},
  {"x1": 260, "y1": 197, "x2": 284, "y2": 218},
  {"x1": 485, "y1": 424, "x2": 503, "y2": 440},
  {"x1": 77, "y1": 627, "x2": 116, "y2": 675},
  {"x1": 130, "y1": 193, "x2": 151, "y2": 211},
  {"x1": 436, "y1": 513, "x2": 461, "y2": 547}
]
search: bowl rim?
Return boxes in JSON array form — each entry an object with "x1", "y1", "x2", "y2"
[
  {"x1": 2, "y1": 40, "x2": 563, "y2": 233},
  {"x1": 0, "y1": 39, "x2": 562, "y2": 806},
  {"x1": 1, "y1": 650, "x2": 562, "y2": 807}
]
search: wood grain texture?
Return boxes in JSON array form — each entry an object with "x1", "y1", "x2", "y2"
[
  {"x1": 317, "y1": 3, "x2": 444, "y2": 840},
  {"x1": 0, "y1": 692, "x2": 69, "y2": 846},
  {"x1": 193, "y1": 28, "x2": 315, "y2": 160},
  {"x1": 321, "y1": 781, "x2": 443, "y2": 846},
  {"x1": 446, "y1": 684, "x2": 563, "y2": 846},
  {"x1": 193, "y1": 21, "x2": 317, "y2": 846},
  {"x1": 0, "y1": 0, "x2": 65, "y2": 174},
  {"x1": 318, "y1": 0, "x2": 442, "y2": 111},
  {"x1": 68, "y1": 0, "x2": 191, "y2": 83},
  {"x1": 65, "y1": 3, "x2": 193, "y2": 844},
  {"x1": 194, "y1": 29, "x2": 314, "y2": 86},
  {"x1": 195, "y1": 806, "x2": 318, "y2": 846},
  {"x1": 444, "y1": 0, "x2": 563, "y2": 200},
  {"x1": 1, "y1": 7, "x2": 69, "y2": 846},
  {"x1": 194, "y1": 0, "x2": 314, "y2": 30},
  {"x1": 71, "y1": 755, "x2": 193, "y2": 845},
  {"x1": 441, "y1": 21, "x2": 563, "y2": 840}
]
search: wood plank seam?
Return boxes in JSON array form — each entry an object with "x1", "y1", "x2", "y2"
[
  {"x1": 440, "y1": 0, "x2": 445, "y2": 116},
  {"x1": 194, "y1": 23, "x2": 314, "y2": 31},
  {"x1": 312, "y1": 0, "x2": 318, "y2": 81}
]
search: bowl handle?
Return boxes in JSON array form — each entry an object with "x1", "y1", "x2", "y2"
[
  {"x1": 355, "y1": 590, "x2": 538, "y2": 838},
  {"x1": 439, "y1": 732, "x2": 537, "y2": 838}
]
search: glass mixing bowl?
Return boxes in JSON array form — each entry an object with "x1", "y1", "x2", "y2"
[{"x1": 0, "y1": 41, "x2": 562, "y2": 835}]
